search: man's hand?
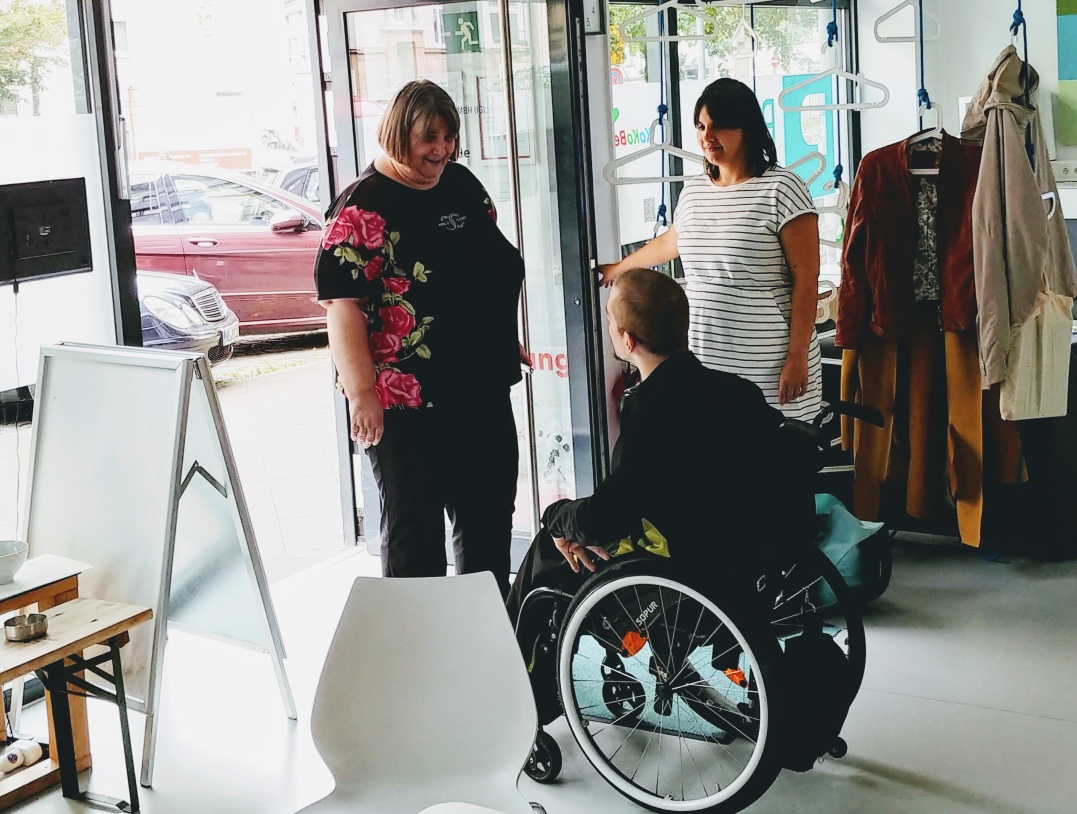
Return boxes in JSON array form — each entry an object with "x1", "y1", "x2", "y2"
[{"x1": 553, "y1": 536, "x2": 611, "y2": 573}]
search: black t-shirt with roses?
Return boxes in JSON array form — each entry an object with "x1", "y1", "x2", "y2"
[{"x1": 315, "y1": 162, "x2": 525, "y2": 410}]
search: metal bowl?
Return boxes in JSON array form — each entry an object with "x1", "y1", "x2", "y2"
[{"x1": 4, "y1": 614, "x2": 48, "y2": 642}]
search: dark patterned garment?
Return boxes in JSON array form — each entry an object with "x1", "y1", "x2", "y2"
[
  {"x1": 908, "y1": 140, "x2": 943, "y2": 303},
  {"x1": 314, "y1": 162, "x2": 524, "y2": 409}
]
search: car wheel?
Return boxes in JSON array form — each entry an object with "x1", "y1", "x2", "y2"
[{"x1": 208, "y1": 345, "x2": 234, "y2": 364}]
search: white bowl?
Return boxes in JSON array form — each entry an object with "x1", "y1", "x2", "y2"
[{"x1": 0, "y1": 541, "x2": 29, "y2": 585}]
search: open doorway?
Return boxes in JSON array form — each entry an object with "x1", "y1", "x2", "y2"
[{"x1": 112, "y1": 0, "x2": 347, "y2": 582}]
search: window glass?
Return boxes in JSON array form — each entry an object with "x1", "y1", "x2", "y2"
[
  {"x1": 130, "y1": 175, "x2": 164, "y2": 223},
  {"x1": 609, "y1": 1, "x2": 850, "y2": 286},
  {"x1": 0, "y1": 0, "x2": 89, "y2": 117},
  {"x1": 172, "y1": 175, "x2": 288, "y2": 225},
  {"x1": 302, "y1": 170, "x2": 320, "y2": 205}
]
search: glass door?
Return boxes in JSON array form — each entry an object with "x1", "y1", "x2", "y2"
[{"x1": 320, "y1": 0, "x2": 593, "y2": 564}]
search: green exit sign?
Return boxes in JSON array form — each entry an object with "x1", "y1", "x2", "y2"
[{"x1": 443, "y1": 10, "x2": 480, "y2": 54}]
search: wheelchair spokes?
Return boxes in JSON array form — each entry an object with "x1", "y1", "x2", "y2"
[{"x1": 559, "y1": 574, "x2": 780, "y2": 810}]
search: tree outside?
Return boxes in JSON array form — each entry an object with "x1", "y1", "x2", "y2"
[
  {"x1": 608, "y1": 3, "x2": 823, "y2": 80},
  {"x1": 0, "y1": 0, "x2": 69, "y2": 115}
]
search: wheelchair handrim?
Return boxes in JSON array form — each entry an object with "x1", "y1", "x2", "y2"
[{"x1": 558, "y1": 573, "x2": 774, "y2": 812}]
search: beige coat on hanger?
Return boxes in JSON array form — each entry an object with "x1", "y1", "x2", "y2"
[{"x1": 960, "y1": 45, "x2": 1077, "y2": 389}]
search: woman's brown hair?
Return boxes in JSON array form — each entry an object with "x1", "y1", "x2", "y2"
[{"x1": 377, "y1": 80, "x2": 461, "y2": 163}]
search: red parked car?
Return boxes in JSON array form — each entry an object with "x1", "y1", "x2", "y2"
[{"x1": 129, "y1": 161, "x2": 326, "y2": 336}]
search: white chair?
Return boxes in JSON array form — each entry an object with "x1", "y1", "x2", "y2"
[{"x1": 297, "y1": 573, "x2": 540, "y2": 814}]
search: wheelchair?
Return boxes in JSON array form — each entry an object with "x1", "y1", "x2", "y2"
[{"x1": 515, "y1": 401, "x2": 884, "y2": 814}]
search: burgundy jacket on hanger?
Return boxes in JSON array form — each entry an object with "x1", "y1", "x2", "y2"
[{"x1": 836, "y1": 133, "x2": 982, "y2": 349}]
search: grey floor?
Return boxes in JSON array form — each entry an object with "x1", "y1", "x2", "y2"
[{"x1": 8, "y1": 541, "x2": 1077, "y2": 814}]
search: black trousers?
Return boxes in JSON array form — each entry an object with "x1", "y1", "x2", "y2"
[{"x1": 366, "y1": 393, "x2": 519, "y2": 596}]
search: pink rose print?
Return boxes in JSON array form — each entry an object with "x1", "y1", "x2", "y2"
[
  {"x1": 379, "y1": 305, "x2": 416, "y2": 338},
  {"x1": 364, "y1": 255, "x2": 385, "y2": 282},
  {"x1": 368, "y1": 331, "x2": 402, "y2": 363},
  {"x1": 382, "y1": 275, "x2": 411, "y2": 295},
  {"x1": 376, "y1": 369, "x2": 423, "y2": 409},
  {"x1": 321, "y1": 217, "x2": 352, "y2": 249},
  {"x1": 337, "y1": 207, "x2": 385, "y2": 251},
  {"x1": 488, "y1": 207, "x2": 497, "y2": 222}
]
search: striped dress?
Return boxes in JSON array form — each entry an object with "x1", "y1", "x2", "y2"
[{"x1": 674, "y1": 167, "x2": 822, "y2": 421}]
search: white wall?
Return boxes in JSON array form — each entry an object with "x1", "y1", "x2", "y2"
[{"x1": 858, "y1": 0, "x2": 1070, "y2": 160}]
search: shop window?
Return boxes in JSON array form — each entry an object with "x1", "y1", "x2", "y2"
[
  {"x1": 609, "y1": 1, "x2": 853, "y2": 254},
  {"x1": 0, "y1": 0, "x2": 90, "y2": 117}
]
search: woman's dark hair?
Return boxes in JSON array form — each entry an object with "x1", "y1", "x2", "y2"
[{"x1": 693, "y1": 78, "x2": 778, "y2": 181}]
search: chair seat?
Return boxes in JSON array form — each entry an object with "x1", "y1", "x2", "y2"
[
  {"x1": 419, "y1": 803, "x2": 522, "y2": 814},
  {"x1": 297, "y1": 574, "x2": 539, "y2": 814},
  {"x1": 298, "y1": 790, "x2": 536, "y2": 814}
]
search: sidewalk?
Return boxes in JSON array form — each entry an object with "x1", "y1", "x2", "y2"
[{"x1": 215, "y1": 354, "x2": 350, "y2": 583}]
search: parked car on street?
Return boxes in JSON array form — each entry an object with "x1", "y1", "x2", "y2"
[
  {"x1": 271, "y1": 157, "x2": 320, "y2": 207},
  {"x1": 138, "y1": 271, "x2": 240, "y2": 363},
  {"x1": 129, "y1": 161, "x2": 326, "y2": 336}
]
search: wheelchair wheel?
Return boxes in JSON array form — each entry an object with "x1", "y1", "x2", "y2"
[
  {"x1": 768, "y1": 543, "x2": 866, "y2": 696},
  {"x1": 557, "y1": 559, "x2": 785, "y2": 814},
  {"x1": 525, "y1": 730, "x2": 562, "y2": 783}
]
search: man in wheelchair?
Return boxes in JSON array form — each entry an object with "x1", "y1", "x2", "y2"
[{"x1": 507, "y1": 267, "x2": 801, "y2": 623}]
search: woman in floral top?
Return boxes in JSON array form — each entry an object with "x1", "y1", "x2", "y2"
[{"x1": 315, "y1": 80, "x2": 526, "y2": 595}]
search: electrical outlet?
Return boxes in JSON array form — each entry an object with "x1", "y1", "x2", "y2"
[{"x1": 1052, "y1": 160, "x2": 1077, "y2": 183}]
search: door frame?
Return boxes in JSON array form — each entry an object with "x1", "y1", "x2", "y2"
[{"x1": 308, "y1": 0, "x2": 605, "y2": 547}]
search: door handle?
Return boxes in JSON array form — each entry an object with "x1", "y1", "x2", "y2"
[{"x1": 187, "y1": 237, "x2": 219, "y2": 247}]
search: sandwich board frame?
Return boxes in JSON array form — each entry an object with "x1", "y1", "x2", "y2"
[{"x1": 21, "y1": 343, "x2": 296, "y2": 786}]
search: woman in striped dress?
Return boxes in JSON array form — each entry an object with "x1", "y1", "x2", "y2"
[{"x1": 601, "y1": 78, "x2": 822, "y2": 421}]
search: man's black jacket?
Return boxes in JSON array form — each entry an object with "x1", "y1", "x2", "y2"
[{"x1": 542, "y1": 352, "x2": 798, "y2": 565}]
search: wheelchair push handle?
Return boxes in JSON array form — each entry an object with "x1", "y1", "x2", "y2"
[{"x1": 813, "y1": 401, "x2": 885, "y2": 429}]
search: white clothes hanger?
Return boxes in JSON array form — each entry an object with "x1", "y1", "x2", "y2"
[
  {"x1": 731, "y1": 5, "x2": 759, "y2": 50},
  {"x1": 874, "y1": 0, "x2": 940, "y2": 43},
  {"x1": 815, "y1": 178, "x2": 851, "y2": 216},
  {"x1": 602, "y1": 119, "x2": 704, "y2": 186},
  {"x1": 1042, "y1": 191, "x2": 1057, "y2": 220},
  {"x1": 908, "y1": 103, "x2": 944, "y2": 175},
  {"x1": 786, "y1": 151, "x2": 827, "y2": 188},
  {"x1": 778, "y1": 67, "x2": 890, "y2": 112},
  {"x1": 619, "y1": 0, "x2": 714, "y2": 44}
]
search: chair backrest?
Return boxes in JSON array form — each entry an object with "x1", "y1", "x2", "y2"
[{"x1": 310, "y1": 573, "x2": 538, "y2": 801}]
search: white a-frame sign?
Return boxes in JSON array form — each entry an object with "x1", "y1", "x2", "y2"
[{"x1": 22, "y1": 343, "x2": 296, "y2": 786}]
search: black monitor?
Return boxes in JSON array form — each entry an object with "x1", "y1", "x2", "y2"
[{"x1": 0, "y1": 178, "x2": 92, "y2": 286}]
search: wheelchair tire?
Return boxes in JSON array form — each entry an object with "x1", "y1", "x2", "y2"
[
  {"x1": 770, "y1": 543, "x2": 866, "y2": 696},
  {"x1": 556, "y1": 557, "x2": 786, "y2": 814}
]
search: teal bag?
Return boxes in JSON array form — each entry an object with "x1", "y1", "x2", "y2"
[{"x1": 813, "y1": 494, "x2": 892, "y2": 607}]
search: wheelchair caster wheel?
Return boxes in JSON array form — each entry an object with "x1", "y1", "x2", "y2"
[
  {"x1": 525, "y1": 731, "x2": 562, "y2": 783},
  {"x1": 828, "y1": 737, "x2": 848, "y2": 759}
]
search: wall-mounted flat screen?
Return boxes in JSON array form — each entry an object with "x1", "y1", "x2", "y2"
[{"x1": 0, "y1": 178, "x2": 92, "y2": 286}]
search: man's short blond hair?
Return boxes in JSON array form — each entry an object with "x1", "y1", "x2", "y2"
[
  {"x1": 377, "y1": 80, "x2": 461, "y2": 163},
  {"x1": 611, "y1": 268, "x2": 690, "y2": 356}
]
